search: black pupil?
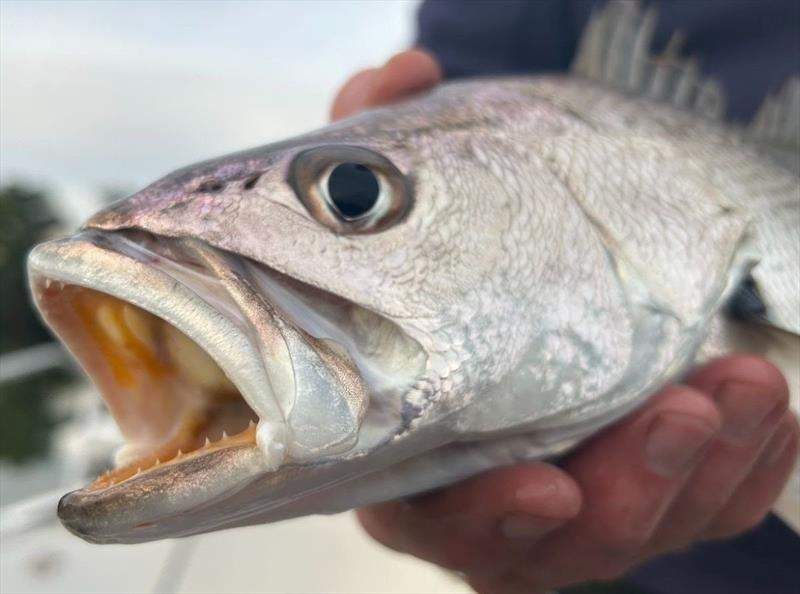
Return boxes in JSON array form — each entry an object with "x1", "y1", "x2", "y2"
[{"x1": 327, "y1": 162, "x2": 380, "y2": 219}]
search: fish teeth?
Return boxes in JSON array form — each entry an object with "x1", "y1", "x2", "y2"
[
  {"x1": 45, "y1": 279, "x2": 52, "y2": 289},
  {"x1": 204, "y1": 437, "x2": 211, "y2": 447}
]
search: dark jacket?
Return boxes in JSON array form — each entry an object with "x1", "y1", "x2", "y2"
[{"x1": 418, "y1": 0, "x2": 800, "y2": 122}]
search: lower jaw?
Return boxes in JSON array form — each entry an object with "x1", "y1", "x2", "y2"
[
  {"x1": 57, "y1": 442, "x2": 268, "y2": 544},
  {"x1": 90, "y1": 417, "x2": 259, "y2": 490}
]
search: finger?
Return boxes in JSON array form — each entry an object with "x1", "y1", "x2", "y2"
[
  {"x1": 518, "y1": 385, "x2": 721, "y2": 588},
  {"x1": 649, "y1": 356, "x2": 789, "y2": 551},
  {"x1": 364, "y1": 48, "x2": 441, "y2": 106},
  {"x1": 330, "y1": 49, "x2": 441, "y2": 120},
  {"x1": 330, "y1": 68, "x2": 379, "y2": 120},
  {"x1": 356, "y1": 462, "x2": 580, "y2": 573},
  {"x1": 702, "y1": 412, "x2": 800, "y2": 540}
]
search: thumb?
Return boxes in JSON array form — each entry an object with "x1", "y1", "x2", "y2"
[
  {"x1": 330, "y1": 68, "x2": 379, "y2": 121},
  {"x1": 330, "y1": 48, "x2": 442, "y2": 121}
]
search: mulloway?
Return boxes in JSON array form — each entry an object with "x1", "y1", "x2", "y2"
[{"x1": 29, "y1": 1, "x2": 799, "y2": 543}]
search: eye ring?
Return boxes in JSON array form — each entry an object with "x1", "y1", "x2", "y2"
[{"x1": 288, "y1": 145, "x2": 412, "y2": 234}]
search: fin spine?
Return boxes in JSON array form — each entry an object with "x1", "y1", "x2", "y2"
[{"x1": 571, "y1": 0, "x2": 725, "y2": 120}]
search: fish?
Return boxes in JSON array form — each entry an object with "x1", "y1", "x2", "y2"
[{"x1": 28, "y1": 1, "x2": 799, "y2": 544}]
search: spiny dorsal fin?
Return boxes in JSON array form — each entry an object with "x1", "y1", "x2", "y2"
[
  {"x1": 571, "y1": 0, "x2": 725, "y2": 120},
  {"x1": 748, "y1": 76, "x2": 800, "y2": 161}
]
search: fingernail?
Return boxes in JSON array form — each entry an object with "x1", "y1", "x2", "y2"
[
  {"x1": 757, "y1": 426, "x2": 794, "y2": 469},
  {"x1": 500, "y1": 514, "x2": 557, "y2": 540},
  {"x1": 716, "y1": 382, "x2": 778, "y2": 442},
  {"x1": 645, "y1": 413, "x2": 716, "y2": 477}
]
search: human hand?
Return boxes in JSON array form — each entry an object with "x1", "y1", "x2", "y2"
[{"x1": 332, "y1": 51, "x2": 800, "y2": 594}]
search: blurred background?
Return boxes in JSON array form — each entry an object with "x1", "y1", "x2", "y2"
[{"x1": 0, "y1": 2, "x2": 479, "y2": 593}]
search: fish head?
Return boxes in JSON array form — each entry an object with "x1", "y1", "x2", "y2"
[{"x1": 28, "y1": 86, "x2": 561, "y2": 543}]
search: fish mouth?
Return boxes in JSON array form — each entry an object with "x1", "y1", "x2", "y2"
[
  {"x1": 37, "y1": 281, "x2": 260, "y2": 489},
  {"x1": 28, "y1": 229, "x2": 425, "y2": 541}
]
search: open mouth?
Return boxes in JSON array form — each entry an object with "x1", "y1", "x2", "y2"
[
  {"x1": 39, "y1": 282, "x2": 260, "y2": 490},
  {"x1": 29, "y1": 229, "x2": 427, "y2": 500}
]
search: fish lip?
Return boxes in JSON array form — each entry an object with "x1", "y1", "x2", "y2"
[{"x1": 57, "y1": 493, "x2": 103, "y2": 543}]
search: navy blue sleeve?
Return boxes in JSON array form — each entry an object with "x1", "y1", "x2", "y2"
[
  {"x1": 416, "y1": 0, "x2": 584, "y2": 78},
  {"x1": 629, "y1": 515, "x2": 800, "y2": 594},
  {"x1": 417, "y1": 0, "x2": 800, "y2": 121}
]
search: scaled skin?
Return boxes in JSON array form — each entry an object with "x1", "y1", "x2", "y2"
[{"x1": 333, "y1": 50, "x2": 800, "y2": 594}]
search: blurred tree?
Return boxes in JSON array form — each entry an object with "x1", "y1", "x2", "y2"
[
  {"x1": 0, "y1": 182, "x2": 76, "y2": 462},
  {"x1": 0, "y1": 183, "x2": 59, "y2": 351},
  {"x1": 0, "y1": 370, "x2": 72, "y2": 463}
]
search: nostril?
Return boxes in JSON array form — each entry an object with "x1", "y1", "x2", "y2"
[
  {"x1": 194, "y1": 179, "x2": 225, "y2": 193},
  {"x1": 242, "y1": 174, "x2": 261, "y2": 190}
]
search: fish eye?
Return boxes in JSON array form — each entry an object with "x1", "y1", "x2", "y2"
[
  {"x1": 324, "y1": 162, "x2": 381, "y2": 220},
  {"x1": 288, "y1": 146, "x2": 412, "y2": 234}
]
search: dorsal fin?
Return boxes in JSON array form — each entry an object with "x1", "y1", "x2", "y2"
[
  {"x1": 571, "y1": 0, "x2": 725, "y2": 120},
  {"x1": 747, "y1": 76, "x2": 800, "y2": 170}
]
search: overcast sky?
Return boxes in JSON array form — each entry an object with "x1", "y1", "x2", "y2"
[{"x1": 1, "y1": 0, "x2": 418, "y2": 217}]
